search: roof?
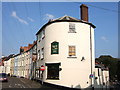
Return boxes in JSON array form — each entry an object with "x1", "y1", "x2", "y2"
[
  {"x1": 36, "y1": 15, "x2": 96, "y2": 35},
  {"x1": 20, "y1": 40, "x2": 37, "y2": 53},
  {"x1": 53, "y1": 15, "x2": 79, "y2": 21},
  {"x1": 25, "y1": 41, "x2": 37, "y2": 52},
  {"x1": 95, "y1": 64, "x2": 109, "y2": 71}
]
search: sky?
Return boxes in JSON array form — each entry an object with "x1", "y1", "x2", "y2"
[{"x1": 2, "y1": 2, "x2": 118, "y2": 58}]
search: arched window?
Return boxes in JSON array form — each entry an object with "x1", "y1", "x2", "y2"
[{"x1": 51, "y1": 41, "x2": 59, "y2": 54}]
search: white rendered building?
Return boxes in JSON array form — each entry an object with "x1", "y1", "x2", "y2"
[
  {"x1": 94, "y1": 64, "x2": 109, "y2": 88},
  {"x1": 4, "y1": 58, "x2": 11, "y2": 75},
  {"x1": 36, "y1": 4, "x2": 96, "y2": 89}
]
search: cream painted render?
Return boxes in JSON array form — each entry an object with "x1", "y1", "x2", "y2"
[
  {"x1": 4, "y1": 59, "x2": 11, "y2": 75},
  {"x1": 37, "y1": 21, "x2": 95, "y2": 89},
  {"x1": 14, "y1": 44, "x2": 36, "y2": 79},
  {"x1": 0, "y1": 66, "x2": 5, "y2": 73},
  {"x1": 10, "y1": 57, "x2": 14, "y2": 76},
  {"x1": 94, "y1": 68, "x2": 109, "y2": 88}
]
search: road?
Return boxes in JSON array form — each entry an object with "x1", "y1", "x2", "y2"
[
  {"x1": 2, "y1": 77, "x2": 119, "y2": 90},
  {"x1": 0, "y1": 76, "x2": 61, "y2": 90},
  {"x1": 1, "y1": 76, "x2": 41, "y2": 88}
]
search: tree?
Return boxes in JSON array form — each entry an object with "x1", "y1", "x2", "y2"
[
  {"x1": 95, "y1": 55, "x2": 119, "y2": 81},
  {"x1": 116, "y1": 60, "x2": 120, "y2": 81}
]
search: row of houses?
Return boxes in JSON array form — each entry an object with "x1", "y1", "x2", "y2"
[
  {"x1": 0, "y1": 41, "x2": 37, "y2": 79},
  {"x1": 0, "y1": 4, "x2": 110, "y2": 89}
]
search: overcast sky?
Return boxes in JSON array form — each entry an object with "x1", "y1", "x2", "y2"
[{"x1": 2, "y1": 2, "x2": 118, "y2": 58}]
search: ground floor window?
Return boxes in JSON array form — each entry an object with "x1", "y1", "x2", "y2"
[{"x1": 46, "y1": 63, "x2": 60, "y2": 80}]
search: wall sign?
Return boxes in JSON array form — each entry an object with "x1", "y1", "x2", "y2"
[
  {"x1": 89, "y1": 74, "x2": 94, "y2": 78},
  {"x1": 51, "y1": 41, "x2": 59, "y2": 54},
  {"x1": 40, "y1": 65, "x2": 45, "y2": 71}
]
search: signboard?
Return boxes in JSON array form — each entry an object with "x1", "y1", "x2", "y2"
[
  {"x1": 51, "y1": 42, "x2": 59, "y2": 54},
  {"x1": 40, "y1": 65, "x2": 45, "y2": 71},
  {"x1": 89, "y1": 74, "x2": 94, "y2": 78}
]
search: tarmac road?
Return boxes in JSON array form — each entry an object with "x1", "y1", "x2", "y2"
[{"x1": 1, "y1": 76, "x2": 41, "y2": 88}]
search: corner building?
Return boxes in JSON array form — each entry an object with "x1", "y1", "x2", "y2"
[{"x1": 36, "y1": 4, "x2": 96, "y2": 89}]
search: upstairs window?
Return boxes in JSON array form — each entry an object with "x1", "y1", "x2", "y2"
[
  {"x1": 41, "y1": 48, "x2": 44, "y2": 60},
  {"x1": 38, "y1": 32, "x2": 42, "y2": 42},
  {"x1": 38, "y1": 50, "x2": 40, "y2": 60},
  {"x1": 37, "y1": 30, "x2": 45, "y2": 42},
  {"x1": 68, "y1": 46, "x2": 76, "y2": 56},
  {"x1": 42, "y1": 30, "x2": 45, "y2": 39},
  {"x1": 69, "y1": 23, "x2": 76, "y2": 33}
]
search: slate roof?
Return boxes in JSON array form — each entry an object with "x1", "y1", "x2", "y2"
[
  {"x1": 36, "y1": 15, "x2": 96, "y2": 35},
  {"x1": 52, "y1": 15, "x2": 79, "y2": 21}
]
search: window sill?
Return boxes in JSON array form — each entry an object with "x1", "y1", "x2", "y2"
[
  {"x1": 68, "y1": 32, "x2": 77, "y2": 33},
  {"x1": 67, "y1": 56, "x2": 77, "y2": 58},
  {"x1": 46, "y1": 78, "x2": 59, "y2": 80}
]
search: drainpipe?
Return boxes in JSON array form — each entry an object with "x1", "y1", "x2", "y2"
[{"x1": 90, "y1": 25, "x2": 93, "y2": 89}]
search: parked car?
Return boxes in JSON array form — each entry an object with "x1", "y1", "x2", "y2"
[{"x1": 0, "y1": 73, "x2": 8, "y2": 82}]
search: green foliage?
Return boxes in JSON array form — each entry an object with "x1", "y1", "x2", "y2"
[{"x1": 95, "y1": 55, "x2": 120, "y2": 81}]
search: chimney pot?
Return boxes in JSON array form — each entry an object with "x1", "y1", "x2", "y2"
[{"x1": 80, "y1": 4, "x2": 88, "y2": 22}]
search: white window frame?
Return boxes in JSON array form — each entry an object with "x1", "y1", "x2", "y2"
[
  {"x1": 38, "y1": 50, "x2": 40, "y2": 60},
  {"x1": 68, "y1": 45, "x2": 77, "y2": 58},
  {"x1": 42, "y1": 30, "x2": 45, "y2": 39},
  {"x1": 69, "y1": 23, "x2": 76, "y2": 33},
  {"x1": 41, "y1": 48, "x2": 44, "y2": 60}
]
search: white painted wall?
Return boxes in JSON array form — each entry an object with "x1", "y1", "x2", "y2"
[
  {"x1": 4, "y1": 59, "x2": 11, "y2": 74},
  {"x1": 94, "y1": 68, "x2": 103, "y2": 88},
  {"x1": 10, "y1": 57, "x2": 14, "y2": 76},
  {"x1": 37, "y1": 21, "x2": 95, "y2": 89},
  {"x1": 0, "y1": 66, "x2": 5, "y2": 73},
  {"x1": 94, "y1": 67, "x2": 109, "y2": 88},
  {"x1": 102, "y1": 70, "x2": 109, "y2": 88}
]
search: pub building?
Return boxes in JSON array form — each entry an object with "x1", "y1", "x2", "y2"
[{"x1": 36, "y1": 4, "x2": 96, "y2": 89}]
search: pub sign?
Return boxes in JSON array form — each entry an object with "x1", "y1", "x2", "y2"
[{"x1": 51, "y1": 41, "x2": 59, "y2": 54}]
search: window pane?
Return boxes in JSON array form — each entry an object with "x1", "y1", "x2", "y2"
[
  {"x1": 69, "y1": 46, "x2": 76, "y2": 56},
  {"x1": 69, "y1": 23, "x2": 75, "y2": 33},
  {"x1": 47, "y1": 64, "x2": 59, "y2": 79},
  {"x1": 41, "y1": 48, "x2": 44, "y2": 59}
]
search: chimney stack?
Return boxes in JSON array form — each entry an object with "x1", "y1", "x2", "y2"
[{"x1": 80, "y1": 4, "x2": 88, "y2": 22}]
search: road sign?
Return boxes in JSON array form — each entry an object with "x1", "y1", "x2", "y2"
[
  {"x1": 40, "y1": 65, "x2": 45, "y2": 71},
  {"x1": 89, "y1": 74, "x2": 94, "y2": 78}
]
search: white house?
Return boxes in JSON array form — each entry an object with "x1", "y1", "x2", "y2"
[
  {"x1": 17, "y1": 41, "x2": 37, "y2": 79},
  {"x1": 94, "y1": 63, "x2": 109, "y2": 88},
  {"x1": 10, "y1": 56, "x2": 14, "y2": 76},
  {"x1": 4, "y1": 55, "x2": 14, "y2": 75},
  {"x1": 0, "y1": 66, "x2": 4, "y2": 73},
  {"x1": 36, "y1": 4, "x2": 96, "y2": 89},
  {"x1": 13, "y1": 54, "x2": 20, "y2": 76},
  {"x1": 29, "y1": 41, "x2": 37, "y2": 80}
]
